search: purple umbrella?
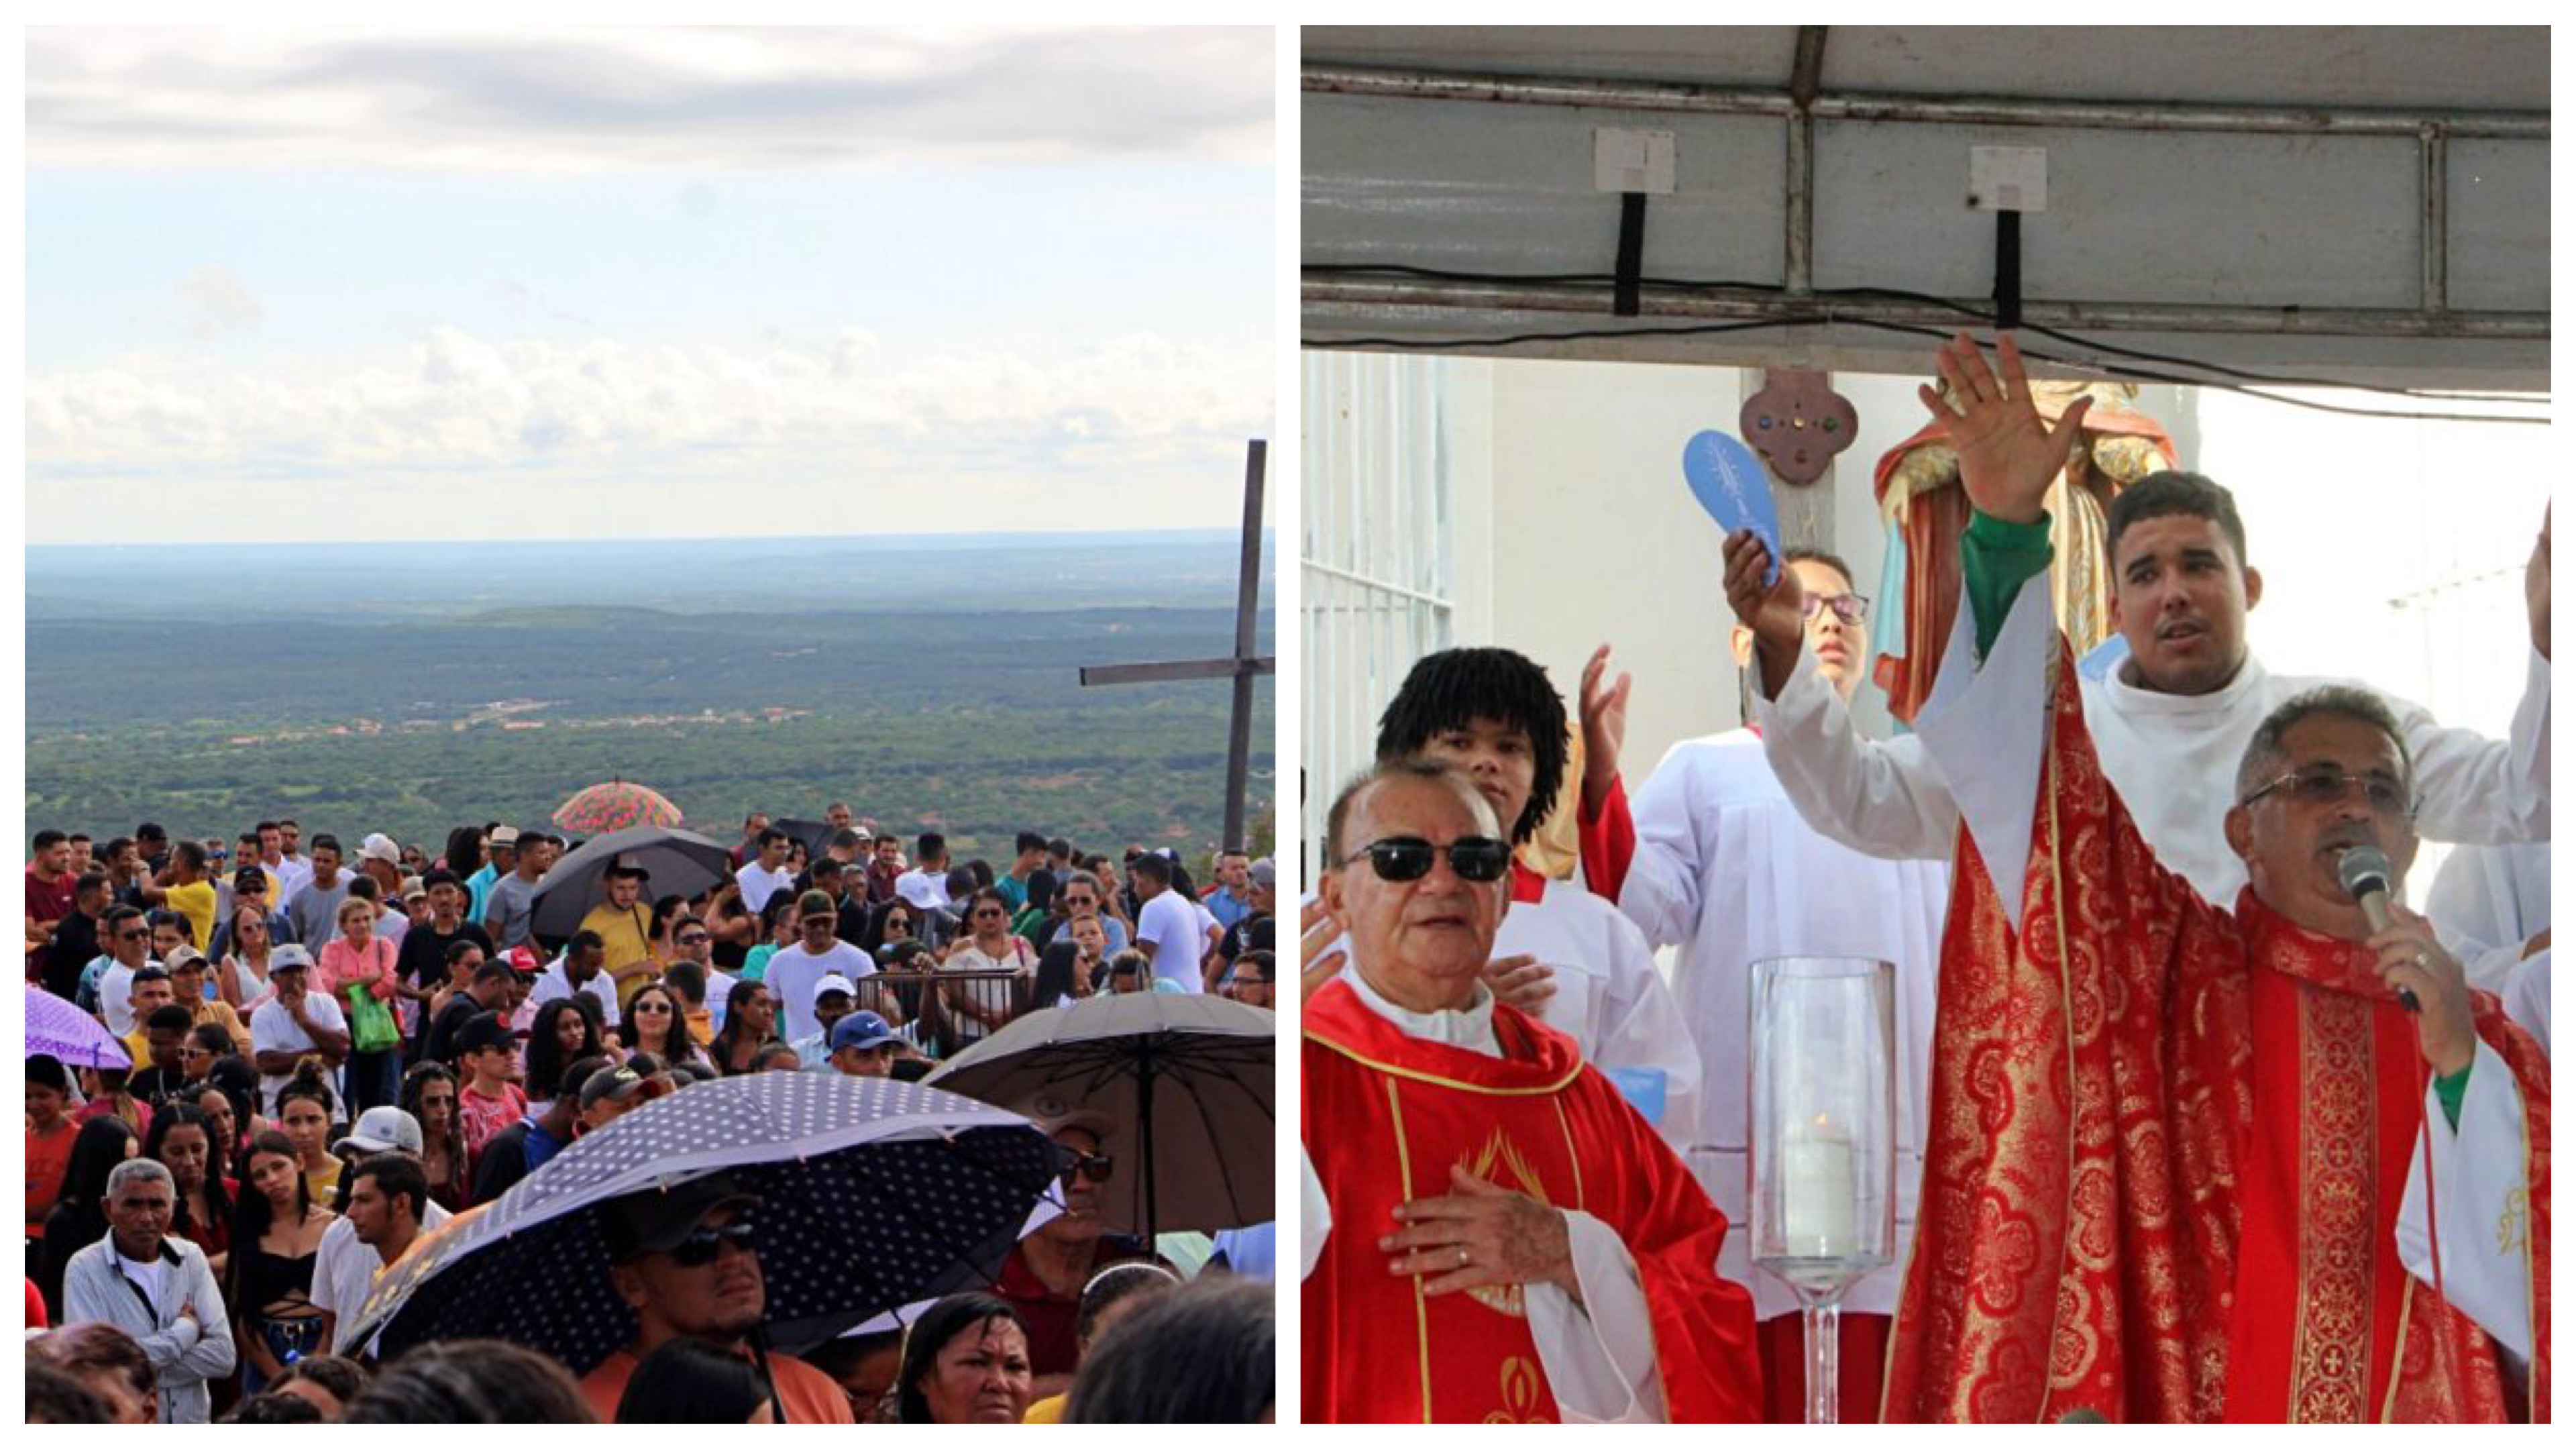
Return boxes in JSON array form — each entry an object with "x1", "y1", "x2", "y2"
[{"x1": 25, "y1": 985, "x2": 130, "y2": 1070}]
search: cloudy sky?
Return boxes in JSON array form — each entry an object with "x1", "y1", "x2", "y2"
[{"x1": 25, "y1": 26, "x2": 1275, "y2": 545}]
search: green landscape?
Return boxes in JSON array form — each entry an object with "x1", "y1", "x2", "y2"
[{"x1": 26, "y1": 533, "x2": 1275, "y2": 863}]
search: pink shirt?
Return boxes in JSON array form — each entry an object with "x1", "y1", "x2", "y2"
[
  {"x1": 318, "y1": 935, "x2": 399, "y2": 1002},
  {"x1": 459, "y1": 1081, "x2": 527, "y2": 1177}
]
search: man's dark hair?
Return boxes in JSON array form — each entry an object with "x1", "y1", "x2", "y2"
[
  {"x1": 1782, "y1": 545, "x2": 1858, "y2": 592},
  {"x1": 174, "y1": 840, "x2": 207, "y2": 871},
  {"x1": 470, "y1": 958, "x2": 515, "y2": 987},
  {"x1": 1047, "y1": 837, "x2": 1072, "y2": 859},
  {"x1": 614, "y1": 1336, "x2": 769, "y2": 1426},
  {"x1": 1131, "y1": 853, "x2": 1173, "y2": 887},
  {"x1": 2106, "y1": 470, "x2": 2249, "y2": 570},
  {"x1": 34, "y1": 828, "x2": 66, "y2": 853},
  {"x1": 25, "y1": 1361, "x2": 115, "y2": 1424},
  {"x1": 103, "y1": 902, "x2": 146, "y2": 935},
  {"x1": 105, "y1": 835, "x2": 135, "y2": 860},
  {"x1": 341, "y1": 1339, "x2": 595, "y2": 1424},
  {"x1": 1324, "y1": 758, "x2": 1501, "y2": 865},
  {"x1": 916, "y1": 832, "x2": 946, "y2": 861},
  {"x1": 570, "y1": 929, "x2": 606, "y2": 955},
  {"x1": 310, "y1": 833, "x2": 341, "y2": 855},
  {"x1": 830, "y1": 827, "x2": 863, "y2": 851},
  {"x1": 1016, "y1": 830, "x2": 1048, "y2": 856},
  {"x1": 145, "y1": 1004, "x2": 194, "y2": 1034},
  {"x1": 223, "y1": 1393, "x2": 325, "y2": 1424},
  {"x1": 2236, "y1": 685, "x2": 2414, "y2": 805},
  {"x1": 254, "y1": 820, "x2": 279, "y2": 837},
  {"x1": 1373, "y1": 646, "x2": 1568, "y2": 845},
  {"x1": 74, "y1": 871, "x2": 110, "y2": 900},
  {"x1": 1065, "y1": 1276, "x2": 1272, "y2": 1424},
  {"x1": 661, "y1": 959, "x2": 707, "y2": 1006},
  {"x1": 756, "y1": 827, "x2": 789, "y2": 849},
  {"x1": 272, "y1": 1353, "x2": 369, "y2": 1406},
  {"x1": 353, "y1": 1152, "x2": 430, "y2": 1222}
]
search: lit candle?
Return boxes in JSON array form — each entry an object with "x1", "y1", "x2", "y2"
[{"x1": 1781, "y1": 1112, "x2": 1857, "y2": 1255}]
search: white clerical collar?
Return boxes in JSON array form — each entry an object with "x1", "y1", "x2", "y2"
[
  {"x1": 1342, "y1": 964, "x2": 1499, "y2": 1057},
  {"x1": 2103, "y1": 646, "x2": 2267, "y2": 718}
]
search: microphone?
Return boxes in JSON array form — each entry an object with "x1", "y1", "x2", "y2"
[{"x1": 2336, "y1": 846, "x2": 2418, "y2": 1012}]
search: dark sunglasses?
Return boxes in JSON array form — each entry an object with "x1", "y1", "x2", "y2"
[
  {"x1": 1060, "y1": 1151, "x2": 1114, "y2": 1186},
  {"x1": 1338, "y1": 836, "x2": 1512, "y2": 883},
  {"x1": 117, "y1": 928, "x2": 150, "y2": 941},
  {"x1": 670, "y1": 1219, "x2": 758, "y2": 1267}
]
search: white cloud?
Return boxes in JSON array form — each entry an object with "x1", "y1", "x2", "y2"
[
  {"x1": 26, "y1": 325, "x2": 1270, "y2": 500},
  {"x1": 26, "y1": 26, "x2": 1274, "y2": 172}
]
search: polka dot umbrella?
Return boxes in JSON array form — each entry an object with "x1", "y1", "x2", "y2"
[
  {"x1": 553, "y1": 778, "x2": 684, "y2": 835},
  {"x1": 339, "y1": 1071, "x2": 1061, "y2": 1376}
]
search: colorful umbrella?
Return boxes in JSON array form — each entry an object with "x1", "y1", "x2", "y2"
[
  {"x1": 339, "y1": 1072, "x2": 1061, "y2": 1372},
  {"x1": 553, "y1": 779, "x2": 684, "y2": 835},
  {"x1": 26, "y1": 985, "x2": 132, "y2": 1070},
  {"x1": 926, "y1": 992, "x2": 1274, "y2": 1241}
]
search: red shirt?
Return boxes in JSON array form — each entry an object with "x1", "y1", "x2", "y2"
[
  {"x1": 458, "y1": 1080, "x2": 527, "y2": 1176},
  {"x1": 25, "y1": 865, "x2": 74, "y2": 928},
  {"x1": 994, "y1": 1242, "x2": 1083, "y2": 1379},
  {"x1": 24, "y1": 1120, "x2": 78, "y2": 1236}
]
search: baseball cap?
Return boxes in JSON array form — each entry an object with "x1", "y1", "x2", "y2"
[
  {"x1": 488, "y1": 826, "x2": 521, "y2": 847},
  {"x1": 400, "y1": 877, "x2": 428, "y2": 903},
  {"x1": 344, "y1": 1106, "x2": 425, "y2": 1155},
  {"x1": 811, "y1": 973, "x2": 857, "y2": 1006},
  {"x1": 269, "y1": 943, "x2": 316, "y2": 973},
  {"x1": 233, "y1": 865, "x2": 268, "y2": 892},
  {"x1": 829, "y1": 1011, "x2": 896, "y2": 1053},
  {"x1": 358, "y1": 833, "x2": 401, "y2": 866},
  {"x1": 797, "y1": 890, "x2": 837, "y2": 920},
  {"x1": 502, "y1": 944, "x2": 543, "y2": 976},
  {"x1": 455, "y1": 1011, "x2": 514, "y2": 1056},
  {"x1": 606, "y1": 853, "x2": 652, "y2": 881},
  {"x1": 599, "y1": 1171, "x2": 762, "y2": 1261},
  {"x1": 1250, "y1": 857, "x2": 1276, "y2": 891},
  {"x1": 578, "y1": 1063, "x2": 660, "y2": 1112}
]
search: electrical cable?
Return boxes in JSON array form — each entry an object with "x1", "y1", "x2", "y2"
[{"x1": 1302, "y1": 262, "x2": 2551, "y2": 407}]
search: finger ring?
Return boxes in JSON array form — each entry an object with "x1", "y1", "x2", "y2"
[
  {"x1": 2415, "y1": 950, "x2": 2431, "y2": 967},
  {"x1": 1456, "y1": 1247, "x2": 1470, "y2": 1268}
]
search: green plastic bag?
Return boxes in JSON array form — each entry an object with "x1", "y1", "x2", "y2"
[{"x1": 346, "y1": 981, "x2": 399, "y2": 1055}]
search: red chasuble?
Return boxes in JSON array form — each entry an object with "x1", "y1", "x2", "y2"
[
  {"x1": 1884, "y1": 639, "x2": 2551, "y2": 1423},
  {"x1": 1301, "y1": 978, "x2": 1761, "y2": 1423}
]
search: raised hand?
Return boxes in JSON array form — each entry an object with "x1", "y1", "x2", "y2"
[
  {"x1": 1480, "y1": 953, "x2": 1556, "y2": 1013},
  {"x1": 1917, "y1": 331, "x2": 2090, "y2": 526},
  {"x1": 1577, "y1": 645, "x2": 1631, "y2": 814},
  {"x1": 1723, "y1": 529, "x2": 1807, "y2": 698}
]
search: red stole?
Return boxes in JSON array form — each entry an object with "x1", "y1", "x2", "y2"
[
  {"x1": 1883, "y1": 635, "x2": 2550, "y2": 1423},
  {"x1": 1301, "y1": 978, "x2": 1762, "y2": 1423}
]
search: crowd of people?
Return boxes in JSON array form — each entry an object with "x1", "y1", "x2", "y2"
[{"x1": 27, "y1": 806, "x2": 1279, "y2": 1423}]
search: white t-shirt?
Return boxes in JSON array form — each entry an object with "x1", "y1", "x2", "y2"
[
  {"x1": 527, "y1": 959, "x2": 621, "y2": 1028},
  {"x1": 765, "y1": 941, "x2": 875, "y2": 1042},
  {"x1": 735, "y1": 861, "x2": 796, "y2": 917},
  {"x1": 250, "y1": 989, "x2": 351, "y2": 1116},
  {"x1": 1134, "y1": 891, "x2": 1206, "y2": 991},
  {"x1": 894, "y1": 867, "x2": 953, "y2": 913},
  {"x1": 116, "y1": 1251, "x2": 174, "y2": 1320},
  {"x1": 313, "y1": 1199, "x2": 451, "y2": 1354},
  {"x1": 99, "y1": 959, "x2": 152, "y2": 1036}
]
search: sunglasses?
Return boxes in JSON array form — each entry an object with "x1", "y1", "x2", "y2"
[
  {"x1": 973, "y1": 908, "x2": 1006, "y2": 920},
  {"x1": 1337, "y1": 836, "x2": 1512, "y2": 883},
  {"x1": 1060, "y1": 1151, "x2": 1114, "y2": 1186},
  {"x1": 635, "y1": 1001, "x2": 673, "y2": 1015},
  {"x1": 676, "y1": 934, "x2": 710, "y2": 945},
  {"x1": 117, "y1": 928, "x2": 150, "y2": 941},
  {"x1": 670, "y1": 1218, "x2": 758, "y2": 1267}
]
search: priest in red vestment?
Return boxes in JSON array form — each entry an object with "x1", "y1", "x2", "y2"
[
  {"x1": 1301, "y1": 758, "x2": 1762, "y2": 1423},
  {"x1": 1853, "y1": 332, "x2": 2549, "y2": 1423}
]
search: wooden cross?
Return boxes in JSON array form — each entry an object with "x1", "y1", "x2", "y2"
[{"x1": 1079, "y1": 439, "x2": 1273, "y2": 852}]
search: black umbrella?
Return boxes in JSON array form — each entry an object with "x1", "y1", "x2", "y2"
[
  {"x1": 341, "y1": 1072, "x2": 1061, "y2": 1373},
  {"x1": 926, "y1": 993, "x2": 1274, "y2": 1242},
  {"x1": 772, "y1": 818, "x2": 839, "y2": 859},
  {"x1": 529, "y1": 825, "x2": 735, "y2": 938}
]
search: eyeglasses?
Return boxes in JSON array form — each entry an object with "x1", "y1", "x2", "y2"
[
  {"x1": 2239, "y1": 766, "x2": 2414, "y2": 818},
  {"x1": 117, "y1": 928, "x2": 150, "y2": 941},
  {"x1": 1336, "y1": 836, "x2": 1512, "y2": 883},
  {"x1": 676, "y1": 932, "x2": 709, "y2": 945},
  {"x1": 1799, "y1": 592, "x2": 1871, "y2": 624},
  {"x1": 1059, "y1": 1151, "x2": 1114, "y2": 1186},
  {"x1": 973, "y1": 908, "x2": 1006, "y2": 920},
  {"x1": 669, "y1": 1219, "x2": 759, "y2": 1267}
]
